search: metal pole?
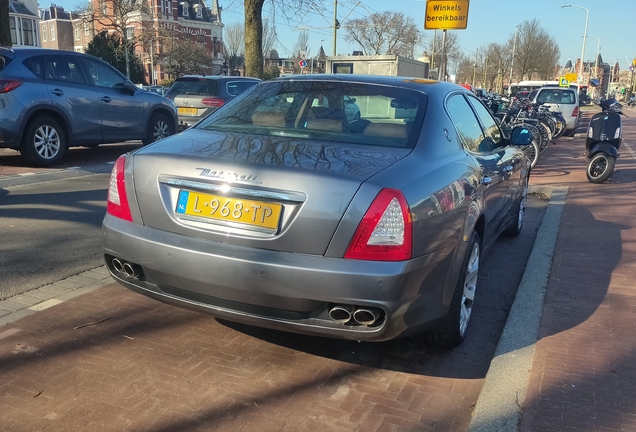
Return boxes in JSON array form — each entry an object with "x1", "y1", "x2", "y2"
[
  {"x1": 431, "y1": 31, "x2": 435, "y2": 69},
  {"x1": 509, "y1": 27, "x2": 519, "y2": 96},
  {"x1": 472, "y1": 48, "x2": 478, "y2": 86},
  {"x1": 562, "y1": 5, "x2": 589, "y2": 85},
  {"x1": 439, "y1": 30, "x2": 447, "y2": 81},
  {"x1": 332, "y1": 0, "x2": 338, "y2": 56}
]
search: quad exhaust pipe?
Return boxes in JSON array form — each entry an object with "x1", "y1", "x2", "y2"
[
  {"x1": 328, "y1": 305, "x2": 383, "y2": 326},
  {"x1": 110, "y1": 257, "x2": 144, "y2": 280}
]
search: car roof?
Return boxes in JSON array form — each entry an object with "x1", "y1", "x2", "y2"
[
  {"x1": 177, "y1": 75, "x2": 261, "y2": 81},
  {"x1": 272, "y1": 74, "x2": 462, "y2": 97}
]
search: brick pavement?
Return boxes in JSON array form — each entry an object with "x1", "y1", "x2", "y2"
[
  {"x1": 0, "y1": 278, "x2": 483, "y2": 432},
  {"x1": 519, "y1": 109, "x2": 636, "y2": 431}
]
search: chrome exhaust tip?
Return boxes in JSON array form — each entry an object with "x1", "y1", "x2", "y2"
[
  {"x1": 112, "y1": 258, "x2": 124, "y2": 273},
  {"x1": 353, "y1": 308, "x2": 380, "y2": 326},
  {"x1": 328, "y1": 306, "x2": 352, "y2": 323},
  {"x1": 122, "y1": 262, "x2": 143, "y2": 278}
]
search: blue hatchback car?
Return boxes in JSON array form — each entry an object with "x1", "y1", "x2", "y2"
[{"x1": 0, "y1": 47, "x2": 177, "y2": 166}]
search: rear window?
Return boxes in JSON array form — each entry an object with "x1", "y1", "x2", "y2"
[
  {"x1": 197, "y1": 80, "x2": 426, "y2": 149},
  {"x1": 166, "y1": 78, "x2": 219, "y2": 98},
  {"x1": 536, "y1": 89, "x2": 575, "y2": 104}
]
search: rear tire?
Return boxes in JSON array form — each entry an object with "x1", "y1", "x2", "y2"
[
  {"x1": 143, "y1": 113, "x2": 175, "y2": 145},
  {"x1": 566, "y1": 128, "x2": 576, "y2": 137},
  {"x1": 586, "y1": 153, "x2": 615, "y2": 183},
  {"x1": 420, "y1": 231, "x2": 480, "y2": 348},
  {"x1": 20, "y1": 116, "x2": 67, "y2": 167},
  {"x1": 504, "y1": 176, "x2": 528, "y2": 237}
]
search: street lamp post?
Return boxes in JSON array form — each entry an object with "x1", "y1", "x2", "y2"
[
  {"x1": 585, "y1": 35, "x2": 601, "y2": 96},
  {"x1": 508, "y1": 26, "x2": 520, "y2": 96},
  {"x1": 561, "y1": 4, "x2": 589, "y2": 85},
  {"x1": 310, "y1": 39, "x2": 325, "y2": 74}
]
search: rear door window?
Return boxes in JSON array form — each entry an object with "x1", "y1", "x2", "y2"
[{"x1": 43, "y1": 55, "x2": 86, "y2": 85}]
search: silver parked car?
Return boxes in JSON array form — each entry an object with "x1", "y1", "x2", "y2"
[{"x1": 103, "y1": 75, "x2": 532, "y2": 348}]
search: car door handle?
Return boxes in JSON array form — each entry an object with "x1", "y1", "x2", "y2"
[
  {"x1": 50, "y1": 89, "x2": 64, "y2": 96},
  {"x1": 482, "y1": 177, "x2": 492, "y2": 186},
  {"x1": 101, "y1": 96, "x2": 112, "y2": 103}
]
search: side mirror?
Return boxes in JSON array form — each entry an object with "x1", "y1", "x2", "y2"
[
  {"x1": 510, "y1": 125, "x2": 533, "y2": 146},
  {"x1": 123, "y1": 80, "x2": 137, "y2": 95}
]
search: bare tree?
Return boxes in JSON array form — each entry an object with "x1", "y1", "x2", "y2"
[
  {"x1": 0, "y1": 0, "x2": 11, "y2": 47},
  {"x1": 225, "y1": 22, "x2": 244, "y2": 73},
  {"x1": 77, "y1": 0, "x2": 149, "y2": 78},
  {"x1": 511, "y1": 19, "x2": 560, "y2": 81},
  {"x1": 244, "y1": 0, "x2": 318, "y2": 78},
  {"x1": 291, "y1": 31, "x2": 309, "y2": 73},
  {"x1": 163, "y1": 38, "x2": 213, "y2": 78},
  {"x1": 261, "y1": 17, "x2": 277, "y2": 60},
  {"x1": 344, "y1": 11, "x2": 421, "y2": 57},
  {"x1": 426, "y1": 31, "x2": 461, "y2": 80}
]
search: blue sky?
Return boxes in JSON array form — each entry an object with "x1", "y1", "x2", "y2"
[{"x1": 51, "y1": 0, "x2": 635, "y2": 70}]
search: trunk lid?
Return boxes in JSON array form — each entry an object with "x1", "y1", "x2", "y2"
[{"x1": 132, "y1": 129, "x2": 410, "y2": 255}]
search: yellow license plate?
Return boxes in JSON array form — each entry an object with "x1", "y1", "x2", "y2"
[
  {"x1": 178, "y1": 107, "x2": 198, "y2": 115},
  {"x1": 176, "y1": 190, "x2": 282, "y2": 231}
]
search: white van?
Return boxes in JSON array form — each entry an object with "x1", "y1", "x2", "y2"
[{"x1": 531, "y1": 85, "x2": 579, "y2": 136}]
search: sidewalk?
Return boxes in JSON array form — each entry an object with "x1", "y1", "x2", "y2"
[
  {"x1": 2, "y1": 109, "x2": 636, "y2": 431},
  {"x1": 519, "y1": 113, "x2": 636, "y2": 431}
]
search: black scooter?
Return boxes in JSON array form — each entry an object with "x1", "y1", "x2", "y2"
[{"x1": 585, "y1": 98, "x2": 626, "y2": 183}]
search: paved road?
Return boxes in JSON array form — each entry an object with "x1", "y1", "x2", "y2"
[{"x1": 0, "y1": 173, "x2": 109, "y2": 300}]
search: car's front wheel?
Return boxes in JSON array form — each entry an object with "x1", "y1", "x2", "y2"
[
  {"x1": 421, "y1": 231, "x2": 481, "y2": 348},
  {"x1": 20, "y1": 116, "x2": 67, "y2": 167},
  {"x1": 143, "y1": 113, "x2": 175, "y2": 145}
]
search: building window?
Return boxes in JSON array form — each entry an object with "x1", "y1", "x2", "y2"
[
  {"x1": 84, "y1": 21, "x2": 90, "y2": 36},
  {"x1": 41, "y1": 24, "x2": 47, "y2": 42},
  {"x1": 100, "y1": 0, "x2": 108, "y2": 15},
  {"x1": 182, "y1": 4, "x2": 189, "y2": 16},
  {"x1": 10, "y1": 17, "x2": 17, "y2": 44},
  {"x1": 195, "y1": 5, "x2": 202, "y2": 18},
  {"x1": 126, "y1": 27, "x2": 134, "y2": 41},
  {"x1": 74, "y1": 26, "x2": 80, "y2": 41},
  {"x1": 22, "y1": 19, "x2": 35, "y2": 46},
  {"x1": 51, "y1": 26, "x2": 56, "y2": 41}
]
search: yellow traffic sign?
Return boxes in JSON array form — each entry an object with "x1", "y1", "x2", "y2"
[
  {"x1": 564, "y1": 73, "x2": 577, "y2": 82},
  {"x1": 559, "y1": 77, "x2": 570, "y2": 87},
  {"x1": 425, "y1": 0, "x2": 470, "y2": 30}
]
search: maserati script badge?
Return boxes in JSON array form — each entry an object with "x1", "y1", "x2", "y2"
[{"x1": 195, "y1": 168, "x2": 261, "y2": 184}]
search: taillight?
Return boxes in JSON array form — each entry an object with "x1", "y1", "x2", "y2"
[
  {"x1": 106, "y1": 156, "x2": 133, "y2": 222},
  {"x1": 201, "y1": 97, "x2": 225, "y2": 108},
  {"x1": 0, "y1": 80, "x2": 23, "y2": 93},
  {"x1": 572, "y1": 106, "x2": 579, "y2": 117},
  {"x1": 344, "y1": 189, "x2": 412, "y2": 261}
]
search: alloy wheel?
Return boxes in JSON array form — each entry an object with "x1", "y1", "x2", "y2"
[
  {"x1": 34, "y1": 125, "x2": 61, "y2": 160},
  {"x1": 459, "y1": 241, "x2": 480, "y2": 337}
]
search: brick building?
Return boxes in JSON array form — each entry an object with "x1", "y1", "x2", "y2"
[{"x1": 36, "y1": 0, "x2": 224, "y2": 85}]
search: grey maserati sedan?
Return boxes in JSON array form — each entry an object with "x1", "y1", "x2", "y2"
[{"x1": 103, "y1": 75, "x2": 532, "y2": 348}]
